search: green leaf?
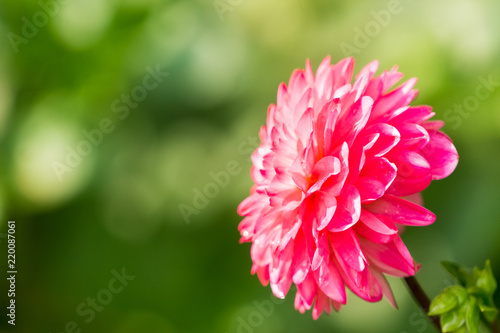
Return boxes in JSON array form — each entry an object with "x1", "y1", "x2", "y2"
[
  {"x1": 441, "y1": 261, "x2": 472, "y2": 286},
  {"x1": 465, "y1": 297, "x2": 480, "y2": 333},
  {"x1": 429, "y1": 286, "x2": 467, "y2": 316},
  {"x1": 471, "y1": 260, "x2": 497, "y2": 296},
  {"x1": 478, "y1": 302, "x2": 498, "y2": 314},
  {"x1": 478, "y1": 299, "x2": 499, "y2": 323},
  {"x1": 452, "y1": 326, "x2": 467, "y2": 333},
  {"x1": 441, "y1": 307, "x2": 466, "y2": 332}
]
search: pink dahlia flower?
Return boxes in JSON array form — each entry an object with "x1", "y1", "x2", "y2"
[{"x1": 237, "y1": 56, "x2": 458, "y2": 319}]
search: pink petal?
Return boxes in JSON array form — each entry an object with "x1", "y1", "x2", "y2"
[
  {"x1": 371, "y1": 269, "x2": 398, "y2": 308},
  {"x1": 360, "y1": 235, "x2": 416, "y2": 277},
  {"x1": 334, "y1": 96, "x2": 373, "y2": 146},
  {"x1": 389, "y1": 105, "x2": 434, "y2": 124},
  {"x1": 251, "y1": 229, "x2": 275, "y2": 266},
  {"x1": 311, "y1": 233, "x2": 329, "y2": 271},
  {"x1": 361, "y1": 157, "x2": 397, "y2": 190},
  {"x1": 326, "y1": 184, "x2": 361, "y2": 232},
  {"x1": 310, "y1": 235, "x2": 347, "y2": 304},
  {"x1": 279, "y1": 209, "x2": 301, "y2": 250},
  {"x1": 332, "y1": 249, "x2": 383, "y2": 302},
  {"x1": 290, "y1": 142, "x2": 315, "y2": 192},
  {"x1": 330, "y1": 57, "x2": 355, "y2": 92},
  {"x1": 354, "y1": 209, "x2": 398, "y2": 244},
  {"x1": 363, "y1": 123, "x2": 400, "y2": 157},
  {"x1": 289, "y1": 71, "x2": 309, "y2": 106},
  {"x1": 315, "y1": 56, "x2": 332, "y2": 80},
  {"x1": 355, "y1": 177, "x2": 386, "y2": 203},
  {"x1": 332, "y1": 301, "x2": 343, "y2": 312},
  {"x1": 281, "y1": 190, "x2": 303, "y2": 211},
  {"x1": 419, "y1": 131, "x2": 458, "y2": 180},
  {"x1": 237, "y1": 191, "x2": 260, "y2": 216},
  {"x1": 330, "y1": 229, "x2": 367, "y2": 272},
  {"x1": 385, "y1": 150, "x2": 432, "y2": 197},
  {"x1": 270, "y1": 243, "x2": 294, "y2": 299},
  {"x1": 371, "y1": 78, "x2": 418, "y2": 121},
  {"x1": 393, "y1": 123, "x2": 429, "y2": 150},
  {"x1": 365, "y1": 65, "x2": 405, "y2": 102},
  {"x1": 322, "y1": 100, "x2": 341, "y2": 156},
  {"x1": 379, "y1": 66, "x2": 405, "y2": 92},
  {"x1": 321, "y1": 143, "x2": 350, "y2": 197},
  {"x1": 315, "y1": 99, "x2": 340, "y2": 155},
  {"x1": 294, "y1": 292, "x2": 308, "y2": 314},
  {"x1": 252, "y1": 210, "x2": 279, "y2": 236},
  {"x1": 352, "y1": 60, "x2": 379, "y2": 101},
  {"x1": 364, "y1": 195, "x2": 435, "y2": 226},
  {"x1": 276, "y1": 83, "x2": 288, "y2": 108},
  {"x1": 291, "y1": 231, "x2": 310, "y2": 284},
  {"x1": 358, "y1": 270, "x2": 383, "y2": 302},
  {"x1": 312, "y1": 290, "x2": 333, "y2": 320},
  {"x1": 308, "y1": 156, "x2": 341, "y2": 193},
  {"x1": 269, "y1": 243, "x2": 293, "y2": 284},
  {"x1": 296, "y1": 272, "x2": 317, "y2": 310},
  {"x1": 270, "y1": 277, "x2": 292, "y2": 300},
  {"x1": 300, "y1": 191, "x2": 337, "y2": 231},
  {"x1": 295, "y1": 106, "x2": 314, "y2": 142},
  {"x1": 403, "y1": 193, "x2": 423, "y2": 206},
  {"x1": 253, "y1": 264, "x2": 270, "y2": 286},
  {"x1": 304, "y1": 58, "x2": 314, "y2": 83},
  {"x1": 422, "y1": 120, "x2": 444, "y2": 131},
  {"x1": 347, "y1": 133, "x2": 380, "y2": 183},
  {"x1": 313, "y1": 261, "x2": 346, "y2": 304}
]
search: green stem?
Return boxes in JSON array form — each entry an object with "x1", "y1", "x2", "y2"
[{"x1": 404, "y1": 276, "x2": 442, "y2": 332}]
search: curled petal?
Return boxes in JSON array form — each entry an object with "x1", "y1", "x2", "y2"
[
  {"x1": 300, "y1": 191, "x2": 337, "y2": 231},
  {"x1": 326, "y1": 184, "x2": 361, "y2": 232},
  {"x1": 357, "y1": 157, "x2": 398, "y2": 204},
  {"x1": 419, "y1": 130, "x2": 459, "y2": 180},
  {"x1": 363, "y1": 123, "x2": 401, "y2": 157},
  {"x1": 361, "y1": 157, "x2": 397, "y2": 190},
  {"x1": 321, "y1": 142, "x2": 350, "y2": 196},
  {"x1": 308, "y1": 156, "x2": 341, "y2": 193},
  {"x1": 393, "y1": 123, "x2": 429, "y2": 150},
  {"x1": 386, "y1": 150, "x2": 432, "y2": 197}
]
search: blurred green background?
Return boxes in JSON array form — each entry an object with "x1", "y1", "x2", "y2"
[{"x1": 0, "y1": 0, "x2": 499, "y2": 332}]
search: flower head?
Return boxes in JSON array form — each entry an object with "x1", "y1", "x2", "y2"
[{"x1": 237, "y1": 56, "x2": 458, "y2": 318}]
